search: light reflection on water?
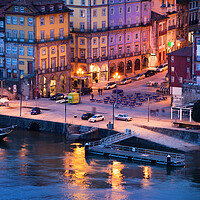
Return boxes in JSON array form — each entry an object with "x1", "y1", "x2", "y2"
[{"x1": 0, "y1": 129, "x2": 199, "y2": 200}]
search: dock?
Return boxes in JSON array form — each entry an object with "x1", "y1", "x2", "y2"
[{"x1": 85, "y1": 144, "x2": 185, "y2": 167}]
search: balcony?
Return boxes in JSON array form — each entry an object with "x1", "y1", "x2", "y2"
[
  {"x1": 168, "y1": 25, "x2": 176, "y2": 31},
  {"x1": 134, "y1": 51, "x2": 141, "y2": 56},
  {"x1": 92, "y1": 57, "x2": 99, "y2": 62},
  {"x1": 38, "y1": 65, "x2": 69, "y2": 74},
  {"x1": 78, "y1": 58, "x2": 86, "y2": 63},
  {"x1": 5, "y1": 37, "x2": 35, "y2": 43},
  {"x1": 126, "y1": 52, "x2": 133, "y2": 57},
  {"x1": 36, "y1": 34, "x2": 72, "y2": 43},
  {"x1": 109, "y1": 55, "x2": 116, "y2": 60},
  {"x1": 101, "y1": 56, "x2": 108, "y2": 61},
  {"x1": 118, "y1": 54, "x2": 125, "y2": 58},
  {"x1": 159, "y1": 29, "x2": 167, "y2": 36}
]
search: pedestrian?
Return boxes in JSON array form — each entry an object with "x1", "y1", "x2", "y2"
[
  {"x1": 98, "y1": 88, "x2": 100, "y2": 95},
  {"x1": 91, "y1": 93, "x2": 94, "y2": 99},
  {"x1": 100, "y1": 88, "x2": 103, "y2": 95}
]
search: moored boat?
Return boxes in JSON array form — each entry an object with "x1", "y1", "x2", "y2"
[{"x1": 0, "y1": 125, "x2": 16, "y2": 140}]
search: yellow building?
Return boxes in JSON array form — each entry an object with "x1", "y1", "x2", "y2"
[{"x1": 34, "y1": 1, "x2": 72, "y2": 97}]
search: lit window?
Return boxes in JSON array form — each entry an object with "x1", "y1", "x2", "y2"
[
  {"x1": 12, "y1": 58, "x2": 17, "y2": 65},
  {"x1": 50, "y1": 16, "x2": 54, "y2": 24},
  {"x1": 171, "y1": 56, "x2": 174, "y2": 63},
  {"x1": 80, "y1": 10, "x2": 85, "y2": 17},
  {"x1": 6, "y1": 46, "x2": 11, "y2": 53},
  {"x1": 187, "y1": 57, "x2": 190, "y2": 62},
  {"x1": 179, "y1": 77, "x2": 183, "y2": 83},
  {"x1": 171, "y1": 67, "x2": 174, "y2": 72},
  {"x1": 6, "y1": 58, "x2": 11, "y2": 65},
  {"x1": 93, "y1": 38, "x2": 97, "y2": 45},
  {"x1": 61, "y1": 46, "x2": 65, "y2": 52},
  {"x1": 102, "y1": 37, "x2": 105, "y2": 44},
  {"x1": 102, "y1": 8, "x2": 106, "y2": 16},
  {"x1": 19, "y1": 47, "x2": 24, "y2": 55},
  {"x1": 42, "y1": 48, "x2": 46, "y2": 55},
  {"x1": 51, "y1": 47, "x2": 55, "y2": 54},
  {"x1": 12, "y1": 47, "x2": 17, "y2": 54},
  {"x1": 93, "y1": 10, "x2": 97, "y2": 17},
  {"x1": 27, "y1": 48, "x2": 33, "y2": 56}
]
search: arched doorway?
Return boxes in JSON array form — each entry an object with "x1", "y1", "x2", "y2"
[
  {"x1": 90, "y1": 64, "x2": 100, "y2": 83},
  {"x1": 110, "y1": 63, "x2": 116, "y2": 78},
  {"x1": 59, "y1": 74, "x2": 66, "y2": 92},
  {"x1": 126, "y1": 60, "x2": 132, "y2": 74},
  {"x1": 100, "y1": 64, "x2": 108, "y2": 81},
  {"x1": 134, "y1": 59, "x2": 140, "y2": 71},
  {"x1": 50, "y1": 75, "x2": 57, "y2": 96},
  {"x1": 40, "y1": 76, "x2": 47, "y2": 97},
  {"x1": 142, "y1": 57, "x2": 148, "y2": 69},
  {"x1": 118, "y1": 61, "x2": 124, "y2": 75}
]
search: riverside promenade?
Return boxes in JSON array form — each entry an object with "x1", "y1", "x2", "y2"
[{"x1": 0, "y1": 91, "x2": 199, "y2": 153}]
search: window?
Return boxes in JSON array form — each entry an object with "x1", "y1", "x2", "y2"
[
  {"x1": 40, "y1": 31, "x2": 45, "y2": 41},
  {"x1": 14, "y1": 6, "x2": 19, "y2": 12},
  {"x1": 60, "y1": 56, "x2": 65, "y2": 67},
  {"x1": 19, "y1": 47, "x2": 24, "y2": 55},
  {"x1": 70, "y1": 0, "x2": 73, "y2": 5},
  {"x1": 80, "y1": 10, "x2": 85, "y2": 17},
  {"x1": 102, "y1": 0, "x2": 105, "y2": 4},
  {"x1": 0, "y1": 21, "x2": 4, "y2": 28},
  {"x1": 70, "y1": 22, "x2": 73, "y2": 29},
  {"x1": 110, "y1": 48, "x2": 114, "y2": 56},
  {"x1": 6, "y1": 46, "x2": 11, "y2": 54},
  {"x1": 143, "y1": 31, "x2": 147, "y2": 38},
  {"x1": 41, "y1": 6, "x2": 45, "y2": 12},
  {"x1": 61, "y1": 46, "x2": 65, "y2": 52},
  {"x1": 135, "y1": 33, "x2": 138, "y2": 39},
  {"x1": 70, "y1": 12, "x2": 74, "y2": 17},
  {"x1": 119, "y1": 36, "x2": 122, "y2": 42},
  {"x1": 118, "y1": 47, "x2": 122, "y2": 55},
  {"x1": 127, "y1": 18, "x2": 131, "y2": 25},
  {"x1": 7, "y1": 16, "x2": 11, "y2": 24},
  {"x1": 42, "y1": 48, "x2": 46, "y2": 55},
  {"x1": 28, "y1": 18, "x2": 33, "y2": 26},
  {"x1": 59, "y1": 15, "x2": 64, "y2": 23},
  {"x1": 144, "y1": 4, "x2": 147, "y2": 11},
  {"x1": 110, "y1": 0, "x2": 114, "y2": 3},
  {"x1": 119, "y1": 7, "x2": 122, "y2": 14},
  {"x1": 93, "y1": 0, "x2": 96, "y2": 5},
  {"x1": 187, "y1": 57, "x2": 190, "y2": 62},
  {"x1": 0, "y1": 46, "x2": 3, "y2": 53},
  {"x1": 51, "y1": 47, "x2": 55, "y2": 54},
  {"x1": 13, "y1": 30, "x2": 18, "y2": 41},
  {"x1": 28, "y1": 31, "x2": 34, "y2": 42},
  {"x1": 80, "y1": 39, "x2": 85, "y2": 45},
  {"x1": 187, "y1": 67, "x2": 190, "y2": 73},
  {"x1": 171, "y1": 67, "x2": 174, "y2": 72},
  {"x1": 93, "y1": 48, "x2": 97, "y2": 58},
  {"x1": 127, "y1": 34, "x2": 130, "y2": 41},
  {"x1": 111, "y1": 8, "x2": 114, "y2": 15},
  {"x1": 19, "y1": 30, "x2": 24, "y2": 41},
  {"x1": 93, "y1": 10, "x2": 97, "y2": 17},
  {"x1": 50, "y1": 29, "x2": 54, "y2": 40},
  {"x1": 179, "y1": 77, "x2": 183, "y2": 83},
  {"x1": 12, "y1": 47, "x2": 17, "y2": 54},
  {"x1": 7, "y1": 69, "x2": 11, "y2": 78},
  {"x1": 19, "y1": 61, "x2": 24, "y2": 65},
  {"x1": 71, "y1": 37, "x2": 74, "y2": 44},
  {"x1": 19, "y1": 17, "x2": 24, "y2": 25},
  {"x1": 13, "y1": 16, "x2": 17, "y2": 25},
  {"x1": 93, "y1": 22, "x2": 97, "y2": 31},
  {"x1": 59, "y1": 28, "x2": 64, "y2": 39},
  {"x1": 102, "y1": 8, "x2": 106, "y2": 16},
  {"x1": 6, "y1": 58, "x2": 11, "y2": 65},
  {"x1": 101, "y1": 47, "x2": 106, "y2": 57},
  {"x1": 102, "y1": 21, "x2": 106, "y2": 30},
  {"x1": 6, "y1": 30, "x2": 11, "y2": 40},
  {"x1": 81, "y1": 0, "x2": 85, "y2": 5},
  {"x1": 40, "y1": 17, "x2": 45, "y2": 25},
  {"x1": 71, "y1": 48, "x2": 74, "y2": 58},
  {"x1": 110, "y1": 20, "x2": 114, "y2": 27},
  {"x1": 50, "y1": 16, "x2": 54, "y2": 24},
  {"x1": 80, "y1": 22, "x2": 85, "y2": 32},
  {"x1": 171, "y1": 56, "x2": 174, "y2": 62},
  {"x1": 127, "y1": 45, "x2": 131, "y2": 53},
  {"x1": 80, "y1": 49, "x2": 85, "y2": 58},
  {"x1": 102, "y1": 37, "x2": 105, "y2": 44},
  {"x1": 20, "y1": 6, "x2": 24, "y2": 12},
  {"x1": 42, "y1": 59, "x2": 46, "y2": 69},
  {"x1": 136, "y1": 5, "x2": 139, "y2": 12},
  {"x1": 135, "y1": 44, "x2": 139, "y2": 52},
  {"x1": 136, "y1": 16, "x2": 139, "y2": 24},
  {"x1": 13, "y1": 70, "x2": 17, "y2": 78},
  {"x1": 50, "y1": 5, "x2": 54, "y2": 11},
  {"x1": 171, "y1": 76, "x2": 174, "y2": 82},
  {"x1": 127, "y1": 6, "x2": 131, "y2": 13},
  {"x1": 119, "y1": 19, "x2": 122, "y2": 26},
  {"x1": 12, "y1": 58, "x2": 17, "y2": 65},
  {"x1": 93, "y1": 38, "x2": 97, "y2": 45},
  {"x1": 144, "y1": 16, "x2": 147, "y2": 24},
  {"x1": 27, "y1": 48, "x2": 33, "y2": 56},
  {"x1": 59, "y1": 4, "x2": 63, "y2": 10},
  {"x1": 110, "y1": 37, "x2": 114, "y2": 43}
]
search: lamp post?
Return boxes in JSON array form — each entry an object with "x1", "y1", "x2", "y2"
[
  {"x1": 77, "y1": 68, "x2": 84, "y2": 103},
  {"x1": 113, "y1": 72, "x2": 120, "y2": 108}
]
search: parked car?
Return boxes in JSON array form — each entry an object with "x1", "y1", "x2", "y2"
[
  {"x1": 88, "y1": 114, "x2": 104, "y2": 122},
  {"x1": 156, "y1": 63, "x2": 168, "y2": 72},
  {"x1": 50, "y1": 93, "x2": 65, "y2": 100},
  {"x1": 120, "y1": 78, "x2": 132, "y2": 85},
  {"x1": 31, "y1": 107, "x2": 40, "y2": 115},
  {"x1": 145, "y1": 70, "x2": 156, "y2": 77},
  {"x1": 132, "y1": 73, "x2": 145, "y2": 81},
  {"x1": 104, "y1": 82, "x2": 116, "y2": 90},
  {"x1": 115, "y1": 114, "x2": 132, "y2": 121},
  {"x1": 77, "y1": 87, "x2": 93, "y2": 95},
  {"x1": 56, "y1": 97, "x2": 68, "y2": 104},
  {"x1": 81, "y1": 112, "x2": 95, "y2": 120}
]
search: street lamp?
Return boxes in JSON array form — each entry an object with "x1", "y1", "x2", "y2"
[
  {"x1": 113, "y1": 72, "x2": 121, "y2": 108},
  {"x1": 77, "y1": 68, "x2": 84, "y2": 103}
]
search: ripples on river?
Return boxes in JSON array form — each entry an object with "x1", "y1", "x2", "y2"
[{"x1": 0, "y1": 129, "x2": 199, "y2": 200}]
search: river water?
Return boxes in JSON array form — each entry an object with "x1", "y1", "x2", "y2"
[{"x1": 0, "y1": 129, "x2": 199, "y2": 200}]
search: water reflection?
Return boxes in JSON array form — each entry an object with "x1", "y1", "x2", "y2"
[
  {"x1": 18, "y1": 144, "x2": 29, "y2": 176},
  {"x1": 141, "y1": 166, "x2": 152, "y2": 188}
]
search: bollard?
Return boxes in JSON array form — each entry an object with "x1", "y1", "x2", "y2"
[
  {"x1": 85, "y1": 143, "x2": 89, "y2": 154},
  {"x1": 167, "y1": 155, "x2": 171, "y2": 166}
]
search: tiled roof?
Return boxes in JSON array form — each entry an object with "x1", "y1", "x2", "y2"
[{"x1": 167, "y1": 46, "x2": 192, "y2": 57}]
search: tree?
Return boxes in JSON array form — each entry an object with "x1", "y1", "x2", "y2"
[{"x1": 192, "y1": 100, "x2": 200, "y2": 122}]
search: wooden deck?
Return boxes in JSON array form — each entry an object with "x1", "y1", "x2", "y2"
[{"x1": 86, "y1": 144, "x2": 185, "y2": 167}]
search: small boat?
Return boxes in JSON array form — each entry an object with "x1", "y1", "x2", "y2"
[{"x1": 0, "y1": 125, "x2": 16, "y2": 140}]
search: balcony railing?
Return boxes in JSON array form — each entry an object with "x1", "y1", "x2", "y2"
[
  {"x1": 109, "y1": 55, "x2": 116, "y2": 60},
  {"x1": 101, "y1": 56, "x2": 108, "y2": 61},
  {"x1": 36, "y1": 34, "x2": 72, "y2": 43},
  {"x1": 159, "y1": 29, "x2": 167, "y2": 36},
  {"x1": 168, "y1": 25, "x2": 176, "y2": 30},
  {"x1": 5, "y1": 37, "x2": 35, "y2": 43},
  {"x1": 118, "y1": 54, "x2": 125, "y2": 58},
  {"x1": 38, "y1": 65, "x2": 69, "y2": 74},
  {"x1": 78, "y1": 58, "x2": 86, "y2": 63},
  {"x1": 126, "y1": 52, "x2": 133, "y2": 57},
  {"x1": 92, "y1": 57, "x2": 99, "y2": 62},
  {"x1": 134, "y1": 51, "x2": 141, "y2": 56}
]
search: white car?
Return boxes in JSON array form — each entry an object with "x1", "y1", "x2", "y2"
[
  {"x1": 88, "y1": 114, "x2": 105, "y2": 122},
  {"x1": 115, "y1": 114, "x2": 132, "y2": 121},
  {"x1": 156, "y1": 63, "x2": 168, "y2": 72},
  {"x1": 120, "y1": 78, "x2": 132, "y2": 85},
  {"x1": 132, "y1": 73, "x2": 145, "y2": 81},
  {"x1": 104, "y1": 82, "x2": 116, "y2": 90}
]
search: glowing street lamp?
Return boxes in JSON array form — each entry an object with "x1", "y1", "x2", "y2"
[
  {"x1": 113, "y1": 72, "x2": 121, "y2": 107},
  {"x1": 77, "y1": 68, "x2": 84, "y2": 103}
]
